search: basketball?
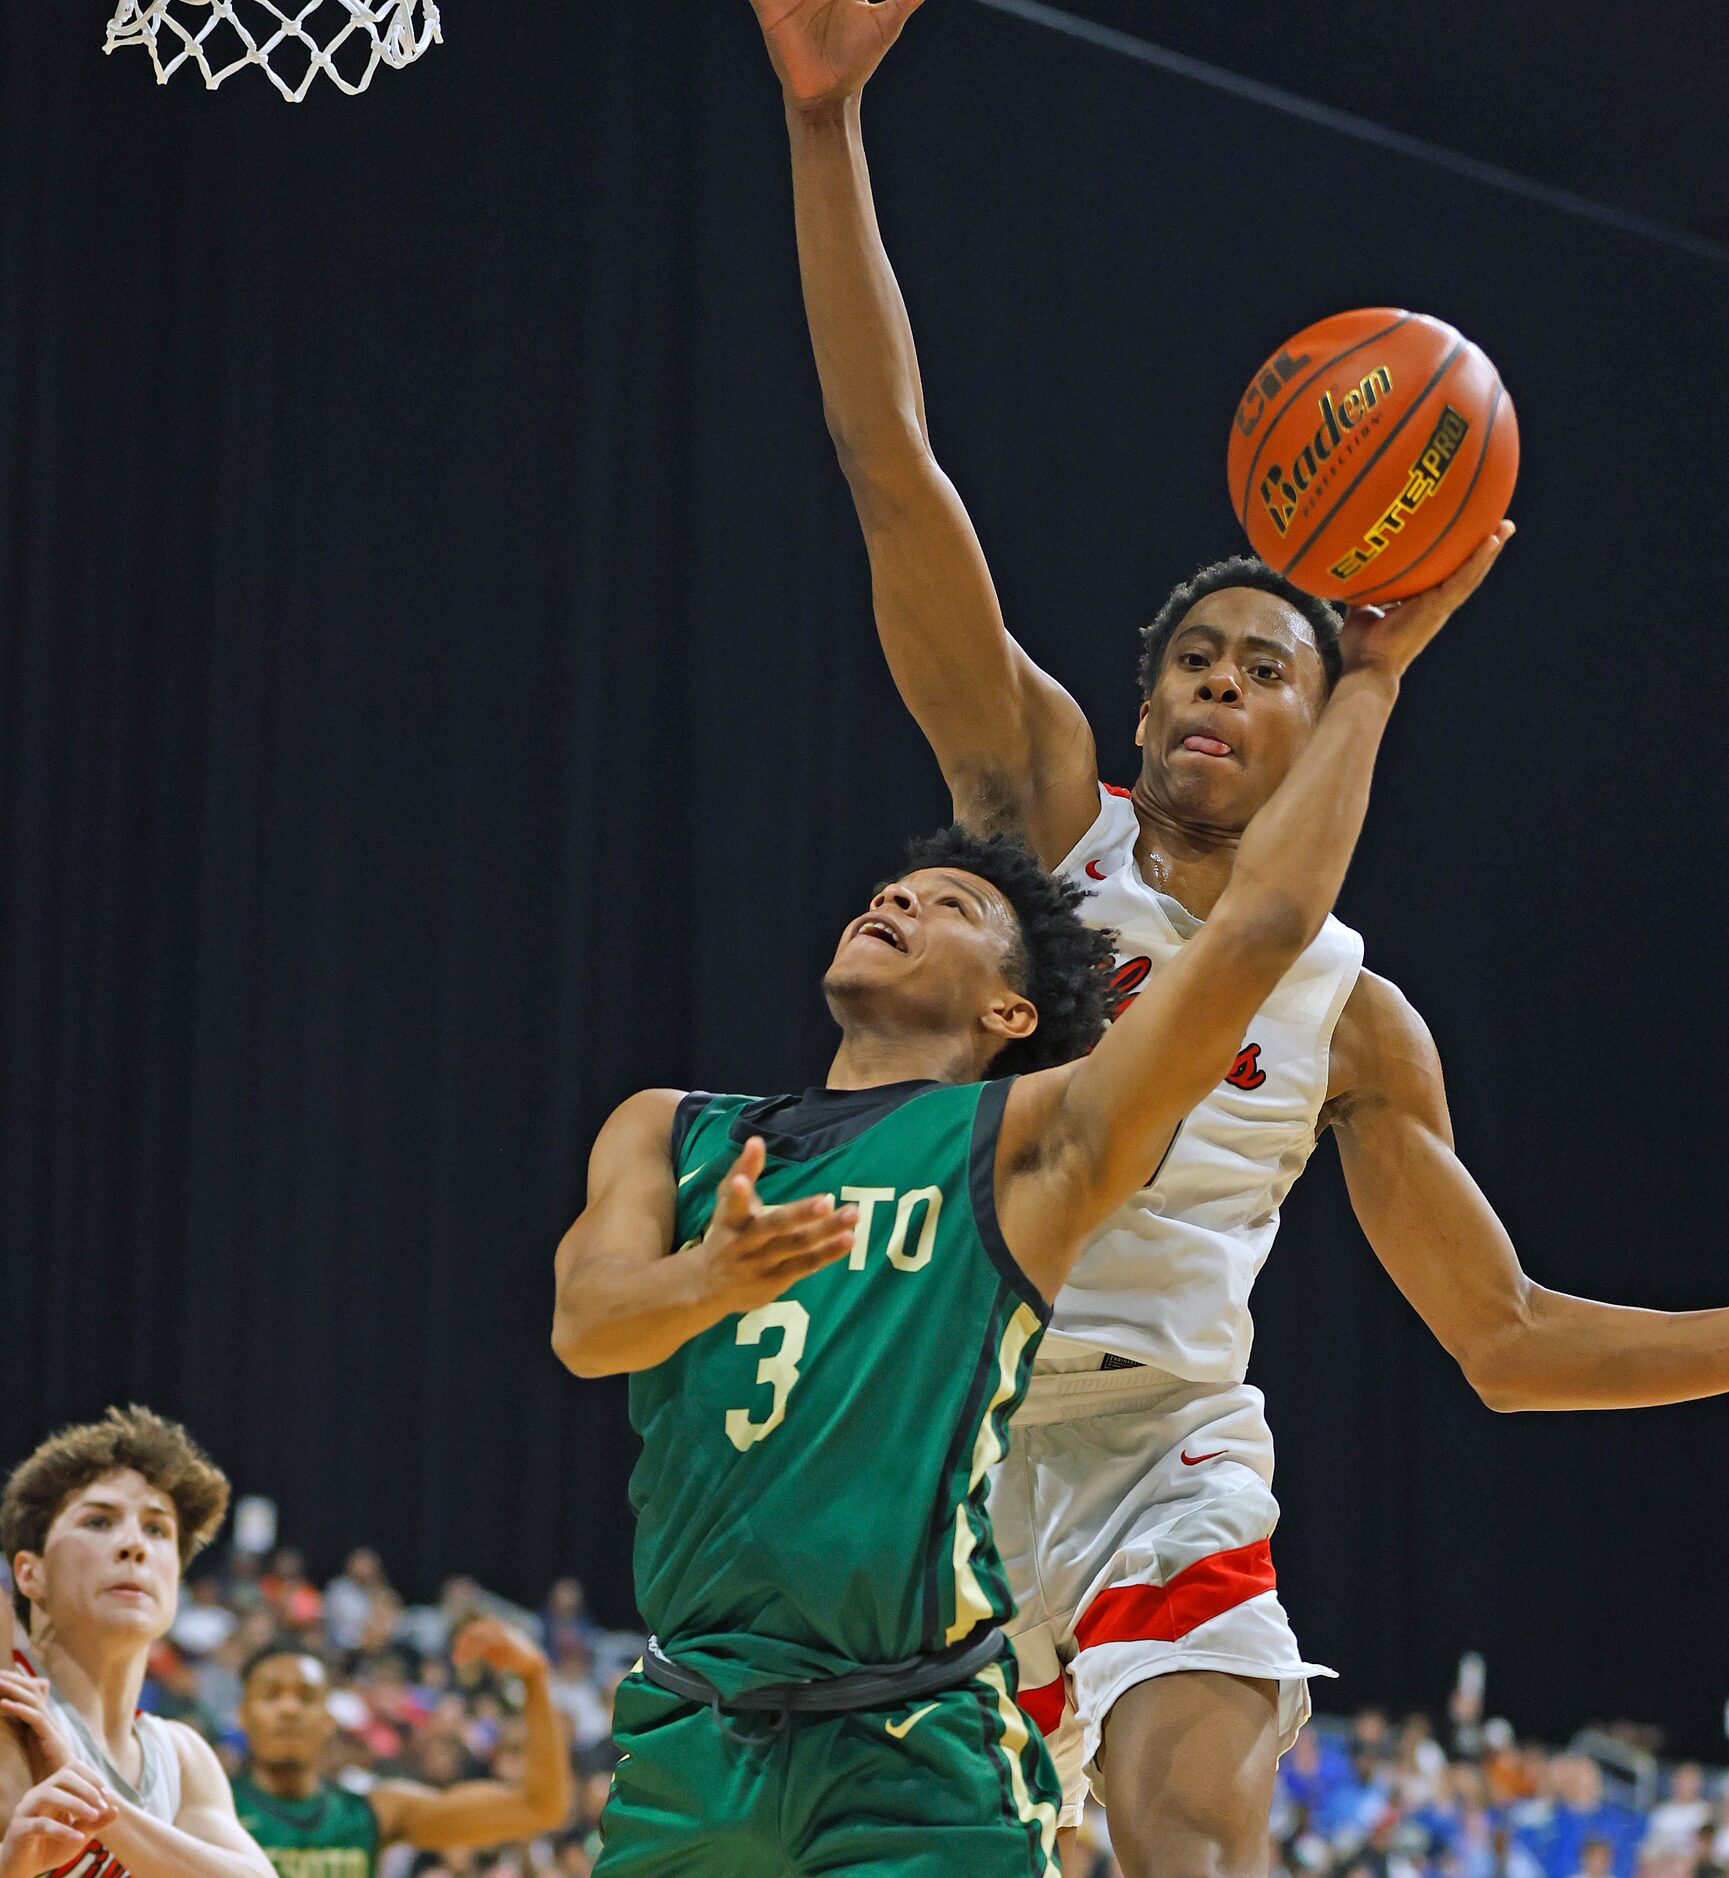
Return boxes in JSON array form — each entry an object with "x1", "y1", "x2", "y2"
[{"x1": 1227, "y1": 308, "x2": 1519, "y2": 604}]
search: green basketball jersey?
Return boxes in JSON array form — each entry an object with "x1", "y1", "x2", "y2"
[
  {"x1": 232, "y1": 1774, "x2": 380, "y2": 1878},
  {"x1": 629, "y1": 1077, "x2": 1050, "y2": 1700}
]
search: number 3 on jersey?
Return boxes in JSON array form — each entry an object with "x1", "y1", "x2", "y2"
[{"x1": 724, "y1": 1302, "x2": 810, "y2": 1451}]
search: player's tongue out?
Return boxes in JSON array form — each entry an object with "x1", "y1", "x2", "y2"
[{"x1": 1183, "y1": 734, "x2": 1233, "y2": 757}]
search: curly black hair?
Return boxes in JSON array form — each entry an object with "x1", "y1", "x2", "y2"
[
  {"x1": 1137, "y1": 555, "x2": 1342, "y2": 698},
  {"x1": 899, "y1": 825, "x2": 1117, "y2": 1078}
]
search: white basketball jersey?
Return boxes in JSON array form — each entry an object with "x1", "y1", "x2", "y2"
[
  {"x1": 13, "y1": 1644, "x2": 183, "y2": 1873},
  {"x1": 1042, "y1": 785, "x2": 1364, "y2": 1382}
]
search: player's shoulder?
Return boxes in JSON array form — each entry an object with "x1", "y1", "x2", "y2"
[
  {"x1": 158, "y1": 1714, "x2": 228, "y2": 1793},
  {"x1": 1328, "y1": 969, "x2": 1443, "y2": 1114},
  {"x1": 596, "y1": 1087, "x2": 689, "y2": 1152}
]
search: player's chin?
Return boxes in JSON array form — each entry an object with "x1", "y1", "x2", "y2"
[
  {"x1": 1165, "y1": 759, "x2": 1257, "y2": 817},
  {"x1": 823, "y1": 951, "x2": 904, "y2": 993}
]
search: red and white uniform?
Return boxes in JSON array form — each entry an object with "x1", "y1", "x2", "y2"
[
  {"x1": 990, "y1": 785, "x2": 1363, "y2": 1823},
  {"x1": 12, "y1": 1645, "x2": 182, "y2": 1876}
]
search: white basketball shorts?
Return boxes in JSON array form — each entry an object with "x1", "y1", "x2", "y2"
[{"x1": 989, "y1": 1360, "x2": 1332, "y2": 1828}]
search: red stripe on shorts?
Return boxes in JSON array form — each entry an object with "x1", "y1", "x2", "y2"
[
  {"x1": 1073, "y1": 1539, "x2": 1277, "y2": 1652},
  {"x1": 1019, "y1": 1674, "x2": 1068, "y2": 1737}
]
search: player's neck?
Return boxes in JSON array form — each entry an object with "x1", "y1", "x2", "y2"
[
  {"x1": 247, "y1": 1759, "x2": 324, "y2": 1802},
  {"x1": 28, "y1": 1621, "x2": 149, "y2": 1773},
  {"x1": 1128, "y1": 777, "x2": 1244, "y2": 920},
  {"x1": 827, "y1": 1030, "x2": 979, "y2": 1091}
]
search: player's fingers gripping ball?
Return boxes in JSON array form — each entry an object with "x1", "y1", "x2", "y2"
[{"x1": 1228, "y1": 307, "x2": 1519, "y2": 603}]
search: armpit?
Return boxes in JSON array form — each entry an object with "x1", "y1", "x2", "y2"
[{"x1": 952, "y1": 768, "x2": 1034, "y2": 839}]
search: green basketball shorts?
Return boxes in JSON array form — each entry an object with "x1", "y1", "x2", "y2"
[{"x1": 593, "y1": 1659, "x2": 1060, "y2": 1877}]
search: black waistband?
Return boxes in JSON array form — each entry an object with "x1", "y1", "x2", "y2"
[{"x1": 642, "y1": 1625, "x2": 1006, "y2": 1718}]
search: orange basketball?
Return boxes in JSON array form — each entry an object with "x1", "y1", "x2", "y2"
[{"x1": 1227, "y1": 308, "x2": 1519, "y2": 604}]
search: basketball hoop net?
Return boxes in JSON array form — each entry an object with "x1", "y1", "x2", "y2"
[{"x1": 104, "y1": 0, "x2": 442, "y2": 101}]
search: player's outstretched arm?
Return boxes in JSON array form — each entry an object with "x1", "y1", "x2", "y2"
[
  {"x1": 371, "y1": 1621, "x2": 574, "y2": 1850},
  {"x1": 998, "y1": 530, "x2": 1512, "y2": 1295},
  {"x1": 1331, "y1": 973, "x2": 1729, "y2": 1412},
  {"x1": 553, "y1": 1095, "x2": 859, "y2": 1378},
  {"x1": 753, "y1": 0, "x2": 1101, "y2": 864}
]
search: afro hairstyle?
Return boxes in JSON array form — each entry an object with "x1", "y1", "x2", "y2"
[{"x1": 898, "y1": 824, "x2": 1117, "y2": 1077}]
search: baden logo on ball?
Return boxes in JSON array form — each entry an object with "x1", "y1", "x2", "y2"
[{"x1": 1227, "y1": 308, "x2": 1519, "y2": 604}]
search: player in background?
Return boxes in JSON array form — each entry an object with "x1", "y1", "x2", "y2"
[
  {"x1": 0, "y1": 1406, "x2": 275, "y2": 1878},
  {"x1": 553, "y1": 579, "x2": 1452, "y2": 1874},
  {"x1": 751, "y1": 3, "x2": 1729, "y2": 1874},
  {"x1": 232, "y1": 1621, "x2": 573, "y2": 1877}
]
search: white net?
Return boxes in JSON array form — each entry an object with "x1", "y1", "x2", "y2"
[{"x1": 104, "y1": 0, "x2": 442, "y2": 102}]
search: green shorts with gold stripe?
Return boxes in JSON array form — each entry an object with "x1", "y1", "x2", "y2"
[{"x1": 593, "y1": 1658, "x2": 1060, "y2": 1877}]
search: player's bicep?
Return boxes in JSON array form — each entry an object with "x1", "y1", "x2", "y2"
[
  {"x1": 856, "y1": 458, "x2": 1099, "y2": 863},
  {"x1": 555, "y1": 1088, "x2": 686, "y2": 1283},
  {"x1": 1331, "y1": 980, "x2": 1529, "y2": 1365},
  {"x1": 171, "y1": 1727, "x2": 274, "y2": 1870}
]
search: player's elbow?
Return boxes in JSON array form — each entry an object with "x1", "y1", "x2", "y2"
[
  {"x1": 1461, "y1": 1346, "x2": 1545, "y2": 1413},
  {"x1": 1456, "y1": 1298, "x2": 1544, "y2": 1412},
  {"x1": 1463, "y1": 1362, "x2": 1532, "y2": 1413},
  {"x1": 831, "y1": 429, "x2": 942, "y2": 518},
  {"x1": 550, "y1": 1315, "x2": 614, "y2": 1380}
]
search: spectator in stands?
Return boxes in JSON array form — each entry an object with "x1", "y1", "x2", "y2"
[
  {"x1": 1647, "y1": 1768, "x2": 1714, "y2": 1860},
  {"x1": 260, "y1": 1547, "x2": 322, "y2": 1627},
  {"x1": 1571, "y1": 1838, "x2": 1615, "y2": 1878},
  {"x1": 323, "y1": 1545, "x2": 393, "y2": 1653},
  {"x1": 1522, "y1": 1758, "x2": 1644, "y2": 1878}
]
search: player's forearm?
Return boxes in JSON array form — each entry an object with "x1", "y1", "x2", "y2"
[
  {"x1": 1469, "y1": 1288, "x2": 1729, "y2": 1413},
  {"x1": 1216, "y1": 667, "x2": 1399, "y2": 954},
  {"x1": 514, "y1": 1667, "x2": 575, "y2": 1833},
  {"x1": 551, "y1": 1248, "x2": 727, "y2": 1379},
  {"x1": 97, "y1": 1803, "x2": 272, "y2": 1878},
  {"x1": 787, "y1": 96, "x2": 929, "y2": 476}
]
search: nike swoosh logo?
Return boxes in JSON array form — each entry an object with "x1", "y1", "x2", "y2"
[
  {"x1": 885, "y1": 1702, "x2": 940, "y2": 1740},
  {"x1": 678, "y1": 1168, "x2": 703, "y2": 1188},
  {"x1": 1180, "y1": 1449, "x2": 1226, "y2": 1466}
]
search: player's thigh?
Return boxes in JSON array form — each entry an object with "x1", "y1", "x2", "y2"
[
  {"x1": 594, "y1": 1677, "x2": 787, "y2": 1878},
  {"x1": 794, "y1": 1678, "x2": 1061, "y2": 1877},
  {"x1": 1096, "y1": 1670, "x2": 1279, "y2": 1878}
]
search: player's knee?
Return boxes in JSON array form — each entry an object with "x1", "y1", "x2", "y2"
[{"x1": 1108, "y1": 1805, "x2": 1268, "y2": 1878}]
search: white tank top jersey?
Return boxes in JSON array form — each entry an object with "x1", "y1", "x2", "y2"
[
  {"x1": 1041, "y1": 784, "x2": 1364, "y2": 1383},
  {"x1": 12, "y1": 1643, "x2": 183, "y2": 1874}
]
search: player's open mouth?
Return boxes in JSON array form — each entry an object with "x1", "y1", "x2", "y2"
[
  {"x1": 1180, "y1": 734, "x2": 1234, "y2": 758},
  {"x1": 856, "y1": 917, "x2": 907, "y2": 952}
]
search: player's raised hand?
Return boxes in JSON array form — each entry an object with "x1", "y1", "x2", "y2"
[
  {"x1": 695, "y1": 1136, "x2": 858, "y2": 1313},
  {"x1": 748, "y1": 0, "x2": 927, "y2": 112},
  {"x1": 451, "y1": 1617, "x2": 549, "y2": 1682},
  {"x1": 0, "y1": 1667, "x2": 76, "y2": 1779},
  {"x1": 1340, "y1": 522, "x2": 1515, "y2": 682},
  {"x1": 0, "y1": 1764, "x2": 116, "y2": 1876}
]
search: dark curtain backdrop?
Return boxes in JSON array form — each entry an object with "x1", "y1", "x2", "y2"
[{"x1": 4, "y1": 3, "x2": 1729, "y2": 1750}]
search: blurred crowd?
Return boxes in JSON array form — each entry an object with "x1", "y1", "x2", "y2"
[
  {"x1": 10, "y1": 1537, "x2": 1723, "y2": 1878},
  {"x1": 146, "y1": 1545, "x2": 640, "y2": 1876},
  {"x1": 1253, "y1": 1712, "x2": 1728, "y2": 1878}
]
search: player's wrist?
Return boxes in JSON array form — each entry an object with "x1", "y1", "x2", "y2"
[
  {"x1": 1331, "y1": 663, "x2": 1402, "y2": 708},
  {"x1": 784, "y1": 91, "x2": 860, "y2": 136},
  {"x1": 680, "y1": 1235, "x2": 741, "y2": 1323}
]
